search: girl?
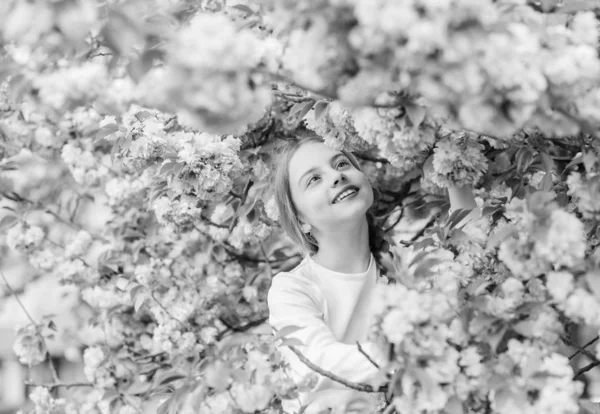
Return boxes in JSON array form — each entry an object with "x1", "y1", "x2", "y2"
[{"x1": 267, "y1": 135, "x2": 476, "y2": 413}]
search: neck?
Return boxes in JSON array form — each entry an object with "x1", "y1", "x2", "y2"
[{"x1": 312, "y1": 217, "x2": 371, "y2": 273}]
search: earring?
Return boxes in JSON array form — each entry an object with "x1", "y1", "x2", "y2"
[{"x1": 301, "y1": 223, "x2": 311, "y2": 234}]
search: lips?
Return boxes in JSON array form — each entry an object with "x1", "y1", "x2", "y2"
[{"x1": 332, "y1": 185, "x2": 359, "y2": 204}]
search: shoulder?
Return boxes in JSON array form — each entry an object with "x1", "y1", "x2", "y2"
[{"x1": 268, "y1": 258, "x2": 323, "y2": 305}]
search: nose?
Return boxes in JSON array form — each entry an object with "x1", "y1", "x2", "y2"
[{"x1": 332, "y1": 172, "x2": 347, "y2": 187}]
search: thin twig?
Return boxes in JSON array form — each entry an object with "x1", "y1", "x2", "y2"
[
  {"x1": 258, "y1": 242, "x2": 273, "y2": 280},
  {"x1": 149, "y1": 292, "x2": 185, "y2": 326},
  {"x1": 384, "y1": 208, "x2": 405, "y2": 233},
  {"x1": 356, "y1": 342, "x2": 380, "y2": 369},
  {"x1": 574, "y1": 360, "x2": 600, "y2": 380},
  {"x1": 287, "y1": 346, "x2": 386, "y2": 393},
  {"x1": 567, "y1": 335, "x2": 600, "y2": 361},
  {"x1": 399, "y1": 215, "x2": 437, "y2": 246},
  {"x1": 24, "y1": 381, "x2": 93, "y2": 389},
  {"x1": 0, "y1": 271, "x2": 60, "y2": 382}
]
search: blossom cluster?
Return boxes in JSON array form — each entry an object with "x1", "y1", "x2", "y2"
[
  {"x1": 490, "y1": 340, "x2": 582, "y2": 414},
  {"x1": 140, "y1": 12, "x2": 272, "y2": 135},
  {"x1": 371, "y1": 255, "x2": 469, "y2": 412},
  {"x1": 303, "y1": 101, "x2": 372, "y2": 152},
  {"x1": 426, "y1": 131, "x2": 488, "y2": 188},
  {"x1": 353, "y1": 105, "x2": 436, "y2": 174},
  {"x1": 567, "y1": 172, "x2": 600, "y2": 220},
  {"x1": 61, "y1": 139, "x2": 110, "y2": 187}
]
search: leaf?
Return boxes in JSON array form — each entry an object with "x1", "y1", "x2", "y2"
[
  {"x1": 231, "y1": 4, "x2": 255, "y2": 15},
  {"x1": 126, "y1": 380, "x2": 153, "y2": 395},
  {"x1": 580, "y1": 399, "x2": 600, "y2": 414},
  {"x1": 445, "y1": 397, "x2": 465, "y2": 414},
  {"x1": 313, "y1": 100, "x2": 329, "y2": 121},
  {"x1": 563, "y1": 154, "x2": 583, "y2": 173},
  {"x1": 135, "y1": 111, "x2": 153, "y2": 121},
  {"x1": 583, "y1": 150, "x2": 598, "y2": 172},
  {"x1": 539, "y1": 152, "x2": 554, "y2": 173},
  {"x1": 274, "y1": 325, "x2": 304, "y2": 340},
  {"x1": 279, "y1": 337, "x2": 305, "y2": 347},
  {"x1": 412, "y1": 237, "x2": 434, "y2": 250},
  {"x1": 0, "y1": 215, "x2": 17, "y2": 231},
  {"x1": 287, "y1": 100, "x2": 314, "y2": 125},
  {"x1": 116, "y1": 277, "x2": 130, "y2": 291},
  {"x1": 540, "y1": 172, "x2": 553, "y2": 191},
  {"x1": 405, "y1": 104, "x2": 426, "y2": 127},
  {"x1": 413, "y1": 258, "x2": 443, "y2": 278},
  {"x1": 47, "y1": 320, "x2": 57, "y2": 332},
  {"x1": 409, "y1": 250, "x2": 432, "y2": 268},
  {"x1": 134, "y1": 292, "x2": 149, "y2": 312},
  {"x1": 446, "y1": 208, "x2": 474, "y2": 230},
  {"x1": 129, "y1": 284, "x2": 145, "y2": 301},
  {"x1": 515, "y1": 147, "x2": 535, "y2": 173},
  {"x1": 586, "y1": 271, "x2": 600, "y2": 300},
  {"x1": 153, "y1": 370, "x2": 187, "y2": 387},
  {"x1": 95, "y1": 124, "x2": 119, "y2": 142}
]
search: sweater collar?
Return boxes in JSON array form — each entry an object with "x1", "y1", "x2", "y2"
[{"x1": 307, "y1": 252, "x2": 374, "y2": 277}]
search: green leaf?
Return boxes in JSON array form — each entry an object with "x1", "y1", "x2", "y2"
[
  {"x1": 313, "y1": 101, "x2": 329, "y2": 121},
  {"x1": 409, "y1": 250, "x2": 432, "y2": 268},
  {"x1": 232, "y1": 4, "x2": 255, "y2": 15},
  {"x1": 540, "y1": 172, "x2": 553, "y2": 191},
  {"x1": 539, "y1": 152, "x2": 554, "y2": 173},
  {"x1": 95, "y1": 124, "x2": 119, "y2": 142},
  {"x1": 413, "y1": 258, "x2": 442, "y2": 278},
  {"x1": 134, "y1": 292, "x2": 149, "y2": 312},
  {"x1": 135, "y1": 111, "x2": 153, "y2": 121},
  {"x1": 586, "y1": 271, "x2": 600, "y2": 300},
  {"x1": 563, "y1": 154, "x2": 583, "y2": 174},
  {"x1": 515, "y1": 147, "x2": 535, "y2": 173},
  {"x1": 47, "y1": 321, "x2": 57, "y2": 332},
  {"x1": 127, "y1": 380, "x2": 153, "y2": 395},
  {"x1": 446, "y1": 208, "x2": 474, "y2": 230},
  {"x1": 274, "y1": 325, "x2": 304, "y2": 340},
  {"x1": 580, "y1": 399, "x2": 600, "y2": 414},
  {"x1": 280, "y1": 337, "x2": 305, "y2": 347},
  {"x1": 412, "y1": 237, "x2": 434, "y2": 250},
  {"x1": 0, "y1": 215, "x2": 17, "y2": 231},
  {"x1": 153, "y1": 370, "x2": 187, "y2": 387},
  {"x1": 405, "y1": 104, "x2": 426, "y2": 127},
  {"x1": 444, "y1": 397, "x2": 465, "y2": 414}
]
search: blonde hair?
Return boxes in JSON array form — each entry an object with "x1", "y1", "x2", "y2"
[{"x1": 272, "y1": 135, "x2": 391, "y2": 274}]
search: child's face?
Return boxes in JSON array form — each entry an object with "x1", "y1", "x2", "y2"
[{"x1": 288, "y1": 141, "x2": 373, "y2": 233}]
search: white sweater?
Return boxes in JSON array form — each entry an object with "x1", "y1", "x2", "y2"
[{"x1": 267, "y1": 253, "x2": 387, "y2": 414}]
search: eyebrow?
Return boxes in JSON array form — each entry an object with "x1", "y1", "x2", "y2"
[{"x1": 298, "y1": 153, "x2": 346, "y2": 187}]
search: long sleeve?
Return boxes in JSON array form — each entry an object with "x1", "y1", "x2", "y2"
[{"x1": 267, "y1": 272, "x2": 386, "y2": 393}]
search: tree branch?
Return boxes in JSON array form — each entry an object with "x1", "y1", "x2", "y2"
[
  {"x1": 24, "y1": 381, "x2": 93, "y2": 389},
  {"x1": 565, "y1": 335, "x2": 600, "y2": 361},
  {"x1": 287, "y1": 346, "x2": 386, "y2": 393},
  {"x1": 356, "y1": 342, "x2": 380, "y2": 369},
  {"x1": 0, "y1": 271, "x2": 60, "y2": 382},
  {"x1": 574, "y1": 360, "x2": 600, "y2": 380}
]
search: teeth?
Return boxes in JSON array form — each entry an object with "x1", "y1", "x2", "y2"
[{"x1": 334, "y1": 189, "x2": 356, "y2": 203}]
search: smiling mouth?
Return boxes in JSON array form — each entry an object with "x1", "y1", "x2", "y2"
[{"x1": 332, "y1": 187, "x2": 359, "y2": 204}]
